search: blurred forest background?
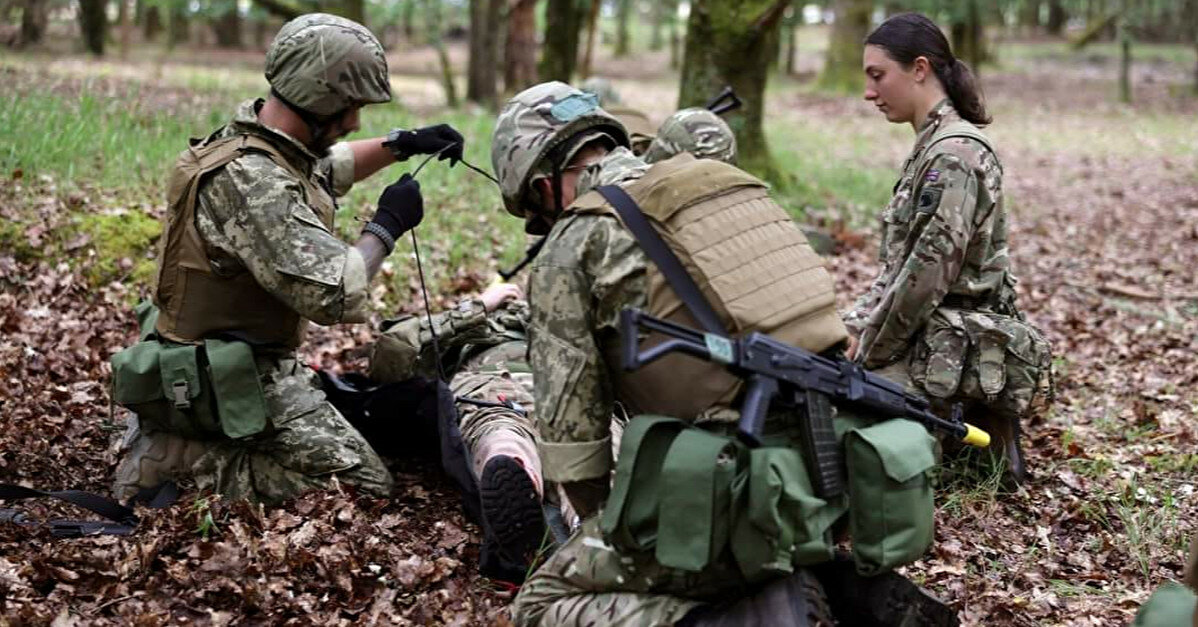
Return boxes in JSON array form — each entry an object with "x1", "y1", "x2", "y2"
[{"x1": 1, "y1": 1, "x2": 1197, "y2": 625}]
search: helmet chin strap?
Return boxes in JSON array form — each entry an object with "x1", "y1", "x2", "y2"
[{"x1": 269, "y1": 88, "x2": 342, "y2": 150}]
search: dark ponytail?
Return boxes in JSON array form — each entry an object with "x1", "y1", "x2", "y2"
[{"x1": 865, "y1": 12, "x2": 992, "y2": 126}]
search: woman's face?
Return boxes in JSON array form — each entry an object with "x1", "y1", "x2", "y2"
[{"x1": 862, "y1": 44, "x2": 920, "y2": 125}]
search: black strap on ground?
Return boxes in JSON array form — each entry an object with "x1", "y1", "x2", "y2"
[
  {"x1": 595, "y1": 185, "x2": 728, "y2": 336},
  {"x1": 0, "y1": 481, "x2": 179, "y2": 538}
]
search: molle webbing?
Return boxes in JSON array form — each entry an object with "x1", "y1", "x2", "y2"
[
  {"x1": 569, "y1": 153, "x2": 847, "y2": 418},
  {"x1": 154, "y1": 133, "x2": 333, "y2": 348},
  {"x1": 575, "y1": 153, "x2": 847, "y2": 353}
]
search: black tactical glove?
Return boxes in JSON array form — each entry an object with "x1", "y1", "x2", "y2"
[
  {"x1": 384, "y1": 124, "x2": 465, "y2": 165},
  {"x1": 363, "y1": 173, "x2": 423, "y2": 253}
]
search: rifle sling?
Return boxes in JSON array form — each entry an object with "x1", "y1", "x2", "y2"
[
  {"x1": 0, "y1": 481, "x2": 178, "y2": 538},
  {"x1": 595, "y1": 185, "x2": 728, "y2": 337}
]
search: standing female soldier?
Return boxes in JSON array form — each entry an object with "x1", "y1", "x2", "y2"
[{"x1": 844, "y1": 13, "x2": 1051, "y2": 488}]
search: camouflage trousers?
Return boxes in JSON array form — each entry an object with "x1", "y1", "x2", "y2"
[
  {"x1": 512, "y1": 516, "x2": 748, "y2": 626},
  {"x1": 113, "y1": 356, "x2": 393, "y2": 505},
  {"x1": 451, "y1": 366, "x2": 542, "y2": 498}
]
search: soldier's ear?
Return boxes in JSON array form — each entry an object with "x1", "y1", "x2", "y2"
[
  {"x1": 911, "y1": 56, "x2": 932, "y2": 83},
  {"x1": 531, "y1": 177, "x2": 553, "y2": 209}
]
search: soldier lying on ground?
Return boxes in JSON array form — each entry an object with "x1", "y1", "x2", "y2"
[
  {"x1": 491, "y1": 81, "x2": 957, "y2": 626},
  {"x1": 368, "y1": 282, "x2": 554, "y2": 582},
  {"x1": 110, "y1": 13, "x2": 465, "y2": 504}
]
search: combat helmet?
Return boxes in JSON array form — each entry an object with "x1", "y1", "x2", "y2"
[
  {"x1": 491, "y1": 81, "x2": 630, "y2": 221},
  {"x1": 644, "y1": 107, "x2": 737, "y2": 165},
  {"x1": 265, "y1": 13, "x2": 391, "y2": 118}
]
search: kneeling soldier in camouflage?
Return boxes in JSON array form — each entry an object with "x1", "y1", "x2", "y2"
[
  {"x1": 110, "y1": 14, "x2": 465, "y2": 505},
  {"x1": 490, "y1": 82, "x2": 961, "y2": 626}
]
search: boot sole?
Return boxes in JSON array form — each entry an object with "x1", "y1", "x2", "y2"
[{"x1": 479, "y1": 456, "x2": 545, "y2": 565}]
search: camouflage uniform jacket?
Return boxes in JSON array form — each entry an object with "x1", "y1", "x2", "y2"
[
  {"x1": 371, "y1": 298, "x2": 531, "y2": 384},
  {"x1": 526, "y1": 148, "x2": 651, "y2": 485},
  {"x1": 844, "y1": 99, "x2": 1012, "y2": 369},
  {"x1": 193, "y1": 99, "x2": 370, "y2": 334}
]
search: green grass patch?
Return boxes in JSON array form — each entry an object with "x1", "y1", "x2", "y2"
[
  {"x1": 995, "y1": 40, "x2": 1197, "y2": 68},
  {"x1": 765, "y1": 118, "x2": 896, "y2": 225},
  {"x1": 0, "y1": 89, "x2": 227, "y2": 192},
  {"x1": 77, "y1": 210, "x2": 162, "y2": 286}
]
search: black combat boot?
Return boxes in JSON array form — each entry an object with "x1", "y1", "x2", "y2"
[
  {"x1": 679, "y1": 569, "x2": 834, "y2": 626},
  {"x1": 478, "y1": 455, "x2": 545, "y2": 582},
  {"x1": 811, "y1": 554, "x2": 959, "y2": 627}
]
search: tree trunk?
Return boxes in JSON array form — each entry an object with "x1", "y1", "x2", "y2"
[
  {"x1": 819, "y1": 0, "x2": 869, "y2": 92},
  {"x1": 252, "y1": 0, "x2": 302, "y2": 22},
  {"x1": 423, "y1": 0, "x2": 458, "y2": 107},
  {"x1": 650, "y1": 0, "x2": 665, "y2": 50},
  {"x1": 670, "y1": 19, "x2": 680, "y2": 68},
  {"x1": 679, "y1": 0, "x2": 791, "y2": 180},
  {"x1": 950, "y1": 0, "x2": 985, "y2": 74},
  {"x1": 118, "y1": 0, "x2": 132, "y2": 57},
  {"x1": 212, "y1": 1, "x2": 242, "y2": 48},
  {"x1": 19, "y1": 0, "x2": 48, "y2": 46},
  {"x1": 783, "y1": 6, "x2": 797, "y2": 75},
  {"x1": 340, "y1": 0, "x2": 364, "y2": 25},
  {"x1": 541, "y1": 0, "x2": 586, "y2": 83},
  {"x1": 1021, "y1": 0, "x2": 1041, "y2": 35},
  {"x1": 143, "y1": 5, "x2": 162, "y2": 41},
  {"x1": 615, "y1": 0, "x2": 631, "y2": 57},
  {"x1": 169, "y1": 2, "x2": 190, "y2": 47},
  {"x1": 1046, "y1": 0, "x2": 1066, "y2": 35},
  {"x1": 402, "y1": 0, "x2": 416, "y2": 40},
  {"x1": 1117, "y1": 17, "x2": 1132, "y2": 102},
  {"x1": 77, "y1": 0, "x2": 106, "y2": 55},
  {"x1": 504, "y1": 0, "x2": 537, "y2": 93},
  {"x1": 579, "y1": 0, "x2": 601, "y2": 77},
  {"x1": 467, "y1": 0, "x2": 502, "y2": 107}
]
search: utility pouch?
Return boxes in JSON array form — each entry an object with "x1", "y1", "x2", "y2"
[
  {"x1": 112, "y1": 341, "x2": 219, "y2": 438},
  {"x1": 600, "y1": 415, "x2": 688, "y2": 553},
  {"x1": 730, "y1": 446, "x2": 842, "y2": 583},
  {"x1": 655, "y1": 428, "x2": 746, "y2": 572},
  {"x1": 111, "y1": 337, "x2": 269, "y2": 440},
  {"x1": 204, "y1": 339, "x2": 268, "y2": 439},
  {"x1": 845, "y1": 418, "x2": 936, "y2": 576},
  {"x1": 601, "y1": 414, "x2": 843, "y2": 583},
  {"x1": 912, "y1": 307, "x2": 1053, "y2": 420}
]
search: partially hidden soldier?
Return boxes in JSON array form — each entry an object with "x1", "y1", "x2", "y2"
[
  {"x1": 109, "y1": 13, "x2": 466, "y2": 505},
  {"x1": 845, "y1": 13, "x2": 1053, "y2": 488},
  {"x1": 492, "y1": 82, "x2": 957, "y2": 626},
  {"x1": 643, "y1": 107, "x2": 737, "y2": 165},
  {"x1": 368, "y1": 282, "x2": 550, "y2": 580},
  {"x1": 579, "y1": 76, "x2": 656, "y2": 156}
]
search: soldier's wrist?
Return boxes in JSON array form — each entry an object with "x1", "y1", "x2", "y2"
[
  {"x1": 361, "y1": 222, "x2": 396, "y2": 255},
  {"x1": 385, "y1": 128, "x2": 412, "y2": 161}
]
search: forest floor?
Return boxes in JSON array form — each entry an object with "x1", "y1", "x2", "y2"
[{"x1": 1, "y1": 37, "x2": 1196, "y2": 625}]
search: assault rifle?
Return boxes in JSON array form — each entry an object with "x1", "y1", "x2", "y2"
[
  {"x1": 706, "y1": 86, "x2": 743, "y2": 116},
  {"x1": 620, "y1": 308, "x2": 989, "y2": 498}
]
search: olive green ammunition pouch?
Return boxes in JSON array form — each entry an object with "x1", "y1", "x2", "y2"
[
  {"x1": 910, "y1": 307, "x2": 1052, "y2": 421},
  {"x1": 844, "y1": 418, "x2": 936, "y2": 575},
  {"x1": 599, "y1": 415, "x2": 847, "y2": 585},
  {"x1": 111, "y1": 303, "x2": 269, "y2": 440}
]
